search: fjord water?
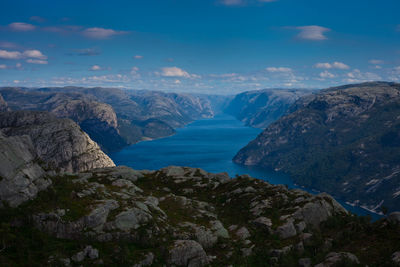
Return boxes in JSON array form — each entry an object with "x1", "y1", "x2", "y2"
[{"x1": 110, "y1": 113, "x2": 381, "y2": 220}]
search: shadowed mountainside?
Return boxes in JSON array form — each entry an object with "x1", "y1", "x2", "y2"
[
  {"x1": 234, "y1": 82, "x2": 400, "y2": 213},
  {"x1": 225, "y1": 89, "x2": 313, "y2": 128},
  {"x1": 0, "y1": 87, "x2": 215, "y2": 152}
]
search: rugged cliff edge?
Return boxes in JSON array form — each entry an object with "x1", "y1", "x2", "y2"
[
  {"x1": 0, "y1": 111, "x2": 115, "y2": 207},
  {"x1": 234, "y1": 82, "x2": 400, "y2": 213},
  {"x1": 225, "y1": 89, "x2": 312, "y2": 128}
]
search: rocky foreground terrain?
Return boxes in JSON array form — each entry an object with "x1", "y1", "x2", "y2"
[
  {"x1": 225, "y1": 89, "x2": 312, "y2": 128},
  {"x1": 0, "y1": 106, "x2": 400, "y2": 266},
  {"x1": 234, "y1": 82, "x2": 400, "y2": 213},
  {"x1": 1, "y1": 165, "x2": 400, "y2": 266}
]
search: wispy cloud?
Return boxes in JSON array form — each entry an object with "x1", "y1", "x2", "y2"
[
  {"x1": 0, "y1": 50, "x2": 22, "y2": 59},
  {"x1": 89, "y1": 65, "x2": 102, "y2": 71},
  {"x1": 314, "y1": 62, "x2": 349, "y2": 70},
  {"x1": 160, "y1": 67, "x2": 200, "y2": 79},
  {"x1": 26, "y1": 59, "x2": 48, "y2": 64},
  {"x1": 319, "y1": 70, "x2": 335, "y2": 78},
  {"x1": 8, "y1": 22, "x2": 36, "y2": 31},
  {"x1": 294, "y1": 25, "x2": 330, "y2": 41},
  {"x1": 133, "y1": 55, "x2": 143, "y2": 59},
  {"x1": 266, "y1": 67, "x2": 292, "y2": 72},
  {"x1": 369, "y1": 59, "x2": 384, "y2": 65},
  {"x1": 0, "y1": 41, "x2": 19, "y2": 49},
  {"x1": 82, "y1": 27, "x2": 128, "y2": 39},
  {"x1": 0, "y1": 49, "x2": 48, "y2": 66},
  {"x1": 71, "y1": 48, "x2": 101, "y2": 56}
]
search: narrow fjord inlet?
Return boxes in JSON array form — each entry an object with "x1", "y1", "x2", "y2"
[{"x1": 110, "y1": 113, "x2": 381, "y2": 220}]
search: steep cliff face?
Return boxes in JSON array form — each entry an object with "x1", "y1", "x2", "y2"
[
  {"x1": 225, "y1": 89, "x2": 312, "y2": 128},
  {"x1": 234, "y1": 82, "x2": 400, "y2": 212},
  {"x1": 0, "y1": 111, "x2": 115, "y2": 173},
  {"x1": 0, "y1": 88, "x2": 126, "y2": 152},
  {"x1": 0, "y1": 132, "x2": 50, "y2": 207},
  {"x1": 0, "y1": 93, "x2": 9, "y2": 112}
]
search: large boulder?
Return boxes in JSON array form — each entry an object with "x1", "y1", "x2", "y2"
[{"x1": 167, "y1": 240, "x2": 209, "y2": 267}]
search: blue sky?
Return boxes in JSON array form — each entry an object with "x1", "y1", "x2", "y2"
[{"x1": 0, "y1": 0, "x2": 399, "y2": 94}]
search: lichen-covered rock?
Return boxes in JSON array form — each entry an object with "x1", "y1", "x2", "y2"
[
  {"x1": 167, "y1": 240, "x2": 209, "y2": 267},
  {"x1": 315, "y1": 252, "x2": 359, "y2": 267},
  {"x1": 275, "y1": 220, "x2": 297, "y2": 239}
]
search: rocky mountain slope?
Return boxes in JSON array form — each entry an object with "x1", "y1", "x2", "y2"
[
  {"x1": 0, "y1": 87, "x2": 126, "y2": 152},
  {"x1": 225, "y1": 89, "x2": 312, "y2": 128},
  {"x1": 0, "y1": 87, "x2": 214, "y2": 152},
  {"x1": 234, "y1": 82, "x2": 400, "y2": 213},
  {"x1": 0, "y1": 110, "x2": 399, "y2": 266},
  {"x1": 0, "y1": 110, "x2": 114, "y2": 207}
]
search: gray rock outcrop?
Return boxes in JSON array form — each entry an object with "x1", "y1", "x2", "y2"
[{"x1": 0, "y1": 111, "x2": 115, "y2": 173}]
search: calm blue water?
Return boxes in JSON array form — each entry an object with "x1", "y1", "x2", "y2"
[{"x1": 110, "y1": 113, "x2": 382, "y2": 221}]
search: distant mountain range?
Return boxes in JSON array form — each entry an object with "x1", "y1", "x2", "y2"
[
  {"x1": 0, "y1": 87, "x2": 214, "y2": 153},
  {"x1": 225, "y1": 88, "x2": 313, "y2": 128},
  {"x1": 234, "y1": 82, "x2": 400, "y2": 213}
]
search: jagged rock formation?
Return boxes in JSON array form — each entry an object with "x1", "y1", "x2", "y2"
[
  {"x1": 0, "y1": 110, "x2": 114, "y2": 207},
  {"x1": 0, "y1": 111, "x2": 115, "y2": 173},
  {"x1": 1, "y1": 165, "x2": 400, "y2": 265},
  {"x1": 0, "y1": 87, "x2": 215, "y2": 152},
  {"x1": 225, "y1": 88, "x2": 312, "y2": 128},
  {"x1": 0, "y1": 93, "x2": 9, "y2": 112},
  {"x1": 0, "y1": 132, "x2": 50, "y2": 207},
  {"x1": 0, "y1": 111, "x2": 114, "y2": 207},
  {"x1": 0, "y1": 87, "x2": 126, "y2": 152},
  {"x1": 234, "y1": 82, "x2": 400, "y2": 213}
]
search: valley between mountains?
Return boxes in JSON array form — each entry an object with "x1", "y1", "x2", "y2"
[{"x1": 1, "y1": 82, "x2": 400, "y2": 266}]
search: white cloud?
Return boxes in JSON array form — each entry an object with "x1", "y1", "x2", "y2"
[
  {"x1": 319, "y1": 70, "x2": 335, "y2": 78},
  {"x1": 23, "y1": 50, "x2": 47, "y2": 59},
  {"x1": 174, "y1": 79, "x2": 181, "y2": 84},
  {"x1": 266, "y1": 67, "x2": 292, "y2": 72},
  {"x1": 314, "y1": 61, "x2": 349, "y2": 70},
  {"x1": 0, "y1": 64, "x2": 7, "y2": 69},
  {"x1": 8, "y1": 22, "x2": 36, "y2": 31},
  {"x1": 295, "y1": 25, "x2": 330, "y2": 40},
  {"x1": 133, "y1": 55, "x2": 143, "y2": 59},
  {"x1": 82, "y1": 27, "x2": 128, "y2": 39},
  {"x1": 90, "y1": 65, "x2": 102, "y2": 71},
  {"x1": 26, "y1": 59, "x2": 48, "y2": 64},
  {"x1": 0, "y1": 49, "x2": 22, "y2": 59},
  {"x1": 160, "y1": 67, "x2": 199, "y2": 79},
  {"x1": 0, "y1": 49, "x2": 48, "y2": 61},
  {"x1": 369, "y1": 59, "x2": 384, "y2": 65}
]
